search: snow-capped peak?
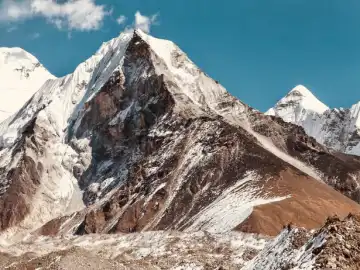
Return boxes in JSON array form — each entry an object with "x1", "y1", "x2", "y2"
[
  {"x1": 288, "y1": 84, "x2": 314, "y2": 96},
  {"x1": 267, "y1": 84, "x2": 360, "y2": 156},
  {"x1": 269, "y1": 85, "x2": 328, "y2": 114},
  {"x1": 0, "y1": 29, "x2": 249, "y2": 241},
  {"x1": 288, "y1": 85, "x2": 328, "y2": 112},
  {"x1": 266, "y1": 85, "x2": 329, "y2": 124},
  {"x1": 0, "y1": 47, "x2": 55, "y2": 122}
]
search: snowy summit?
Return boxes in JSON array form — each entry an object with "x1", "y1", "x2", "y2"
[
  {"x1": 266, "y1": 85, "x2": 329, "y2": 123},
  {"x1": 0, "y1": 47, "x2": 55, "y2": 121},
  {"x1": 267, "y1": 85, "x2": 360, "y2": 156}
]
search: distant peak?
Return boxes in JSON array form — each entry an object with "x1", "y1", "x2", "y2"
[
  {"x1": 287, "y1": 85, "x2": 314, "y2": 97},
  {"x1": 284, "y1": 85, "x2": 328, "y2": 111},
  {"x1": 266, "y1": 85, "x2": 329, "y2": 118},
  {"x1": 0, "y1": 47, "x2": 37, "y2": 62}
]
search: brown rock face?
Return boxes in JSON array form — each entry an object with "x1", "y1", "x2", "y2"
[
  {"x1": 40, "y1": 107, "x2": 360, "y2": 237},
  {"x1": 0, "y1": 118, "x2": 44, "y2": 231}
]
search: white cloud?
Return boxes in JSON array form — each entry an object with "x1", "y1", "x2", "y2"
[
  {"x1": 0, "y1": 0, "x2": 110, "y2": 31},
  {"x1": 1, "y1": 0, "x2": 31, "y2": 21},
  {"x1": 116, "y1": 15, "x2": 126, "y2": 25},
  {"x1": 134, "y1": 11, "x2": 158, "y2": 33}
]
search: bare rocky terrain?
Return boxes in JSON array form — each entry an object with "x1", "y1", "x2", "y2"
[
  {"x1": 0, "y1": 231, "x2": 268, "y2": 269},
  {"x1": 247, "y1": 214, "x2": 360, "y2": 270}
]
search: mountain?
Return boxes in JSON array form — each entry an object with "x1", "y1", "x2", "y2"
[
  {"x1": 267, "y1": 85, "x2": 360, "y2": 156},
  {"x1": 0, "y1": 48, "x2": 55, "y2": 122},
  {"x1": 0, "y1": 30, "x2": 360, "y2": 269},
  {"x1": 266, "y1": 85, "x2": 329, "y2": 123}
]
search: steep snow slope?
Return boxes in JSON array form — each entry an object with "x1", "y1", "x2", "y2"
[
  {"x1": 267, "y1": 85, "x2": 360, "y2": 156},
  {"x1": 0, "y1": 48, "x2": 55, "y2": 121}
]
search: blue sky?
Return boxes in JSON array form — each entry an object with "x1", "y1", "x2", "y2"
[{"x1": 1, "y1": 0, "x2": 360, "y2": 111}]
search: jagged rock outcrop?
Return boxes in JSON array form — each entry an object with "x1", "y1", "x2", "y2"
[{"x1": 246, "y1": 214, "x2": 360, "y2": 270}]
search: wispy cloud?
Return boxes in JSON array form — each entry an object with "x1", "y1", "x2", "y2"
[
  {"x1": 116, "y1": 15, "x2": 126, "y2": 25},
  {"x1": 0, "y1": 0, "x2": 111, "y2": 31},
  {"x1": 134, "y1": 11, "x2": 158, "y2": 33},
  {"x1": 7, "y1": 26, "x2": 18, "y2": 32},
  {"x1": 30, "y1": 32, "x2": 41, "y2": 39}
]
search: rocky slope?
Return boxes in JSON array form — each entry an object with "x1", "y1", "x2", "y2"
[
  {"x1": 249, "y1": 110, "x2": 360, "y2": 203},
  {"x1": 0, "y1": 48, "x2": 55, "y2": 122},
  {"x1": 267, "y1": 85, "x2": 360, "y2": 156},
  {"x1": 0, "y1": 30, "x2": 360, "y2": 269},
  {"x1": 0, "y1": 231, "x2": 269, "y2": 269},
  {"x1": 246, "y1": 214, "x2": 360, "y2": 270},
  {"x1": 2, "y1": 215, "x2": 360, "y2": 269}
]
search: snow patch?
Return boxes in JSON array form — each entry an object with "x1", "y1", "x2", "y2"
[{"x1": 185, "y1": 172, "x2": 290, "y2": 233}]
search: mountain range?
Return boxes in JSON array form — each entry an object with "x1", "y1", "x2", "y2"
[{"x1": 0, "y1": 30, "x2": 360, "y2": 269}]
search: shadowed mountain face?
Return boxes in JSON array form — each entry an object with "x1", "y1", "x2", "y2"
[{"x1": 0, "y1": 31, "x2": 360, "y2": 269}]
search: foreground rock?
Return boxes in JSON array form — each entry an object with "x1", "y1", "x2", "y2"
[
  {"x1": 3, "y1": 214, "x2": 360, "y2": 269},
  {"x1": 246, "y1": 214, "x2": 360, "y2": 270}
]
